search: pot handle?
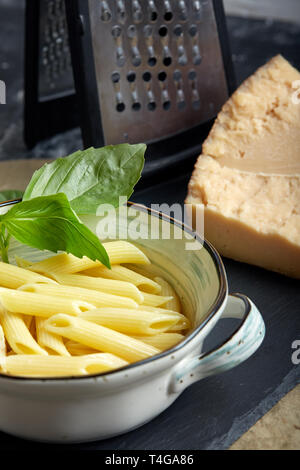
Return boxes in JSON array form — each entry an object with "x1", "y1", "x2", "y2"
[{"x1": 170, "y1": 293, "x2": 265, "y2": 394}]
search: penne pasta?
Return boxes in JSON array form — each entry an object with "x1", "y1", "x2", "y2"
[
  {"x1": 131, "y1": 333, "x2": 185, "y2": 350},
  {"x1": 82, "y1": 265, "x2": 162, "y2": 294},
  {"x1": 28, "y1": 242, "x2": 150, "y2": 275},
  {"x1": 35, "y1": 317, "x2": 70, "y2": 356},
  {"x1": 45, "y1": 314, "x2": 160, "y2": 362},
  {"x1": 14, "y1": 255, "x2": 33, "y2": 269},
  {"x1": 141, "y1": 292, "x2": 173, "y2": 308},
  {"x1": 141, "y1": 306, "x2": 191, "y2": 331},
  {"x1": 0, "y1": 287, "x2": 95, "y2": 317},
  {"x1": 154, "y1": 277, "x2": 182, "y2": 313},
  {"x1": 52, "y1": 273, "x2": 144, "y2": 304},
  {"x1": 78, "y1": 308, "x2": 183, "y2": 335},
  {"x1": 19, "y1": 283, "x2": 139, "y2": 310},
  {"x1": 0, "y1": 307, "x2": 47, "y2": 355},
  {"x1": 0, "y1": 242, "x2": 190, "y2": 378},
  {"x1": 0, "y1": 323, "x2": 6, "y2": 356},
  {"x1": 0, "y1": 353, "x2": 128, "y2": 377},
  {"x1": 65, "y1": 341, "x2": 99, "y2": 356},
  {"x1": 0, "y1": 260, "x2": 57, "y2": 289}
]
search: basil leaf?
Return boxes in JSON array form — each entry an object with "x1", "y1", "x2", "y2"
[
  {"x1": 23, "y1": 144, "x2": 146, "y2": 215},
  {"x1": 0, "y1": 194, "x2": 110, "y2": 268},
  {"x1": 0, "y1": 190, "x2": 23, "y2": 202}
]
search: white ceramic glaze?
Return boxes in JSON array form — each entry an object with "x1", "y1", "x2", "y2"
[{"x1": 0, "y1": 202, "x2": 265, "y2": 443}]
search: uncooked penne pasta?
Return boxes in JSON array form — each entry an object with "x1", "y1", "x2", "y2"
[
  {"x1": 141, "y1": 292, "x2": 173, "y2": 308},
  {"x1": 0, "y1": 353, "x2": 128, "y2": 377},
  {"x1": 45, "y1": 314, "x2": 160, "y2": 362},
  {"x1": 35, "y1": 317, "x2": 70, "y2": 356},
  {"x1": 78, "y1": 308, "x2": 183, "y2": 335},
  {"x1": 0, "y1": 260, "x2": 57, "y2": 289},
  {"x1": 0, "y1": 323, "x2": 6, "y2": 356},
  {"x1": 19, "y1": 283, "x2": 139, "y2": 310},
  {"x1": 82, "y1": 265, "x2": 162, "y2": 294},
  {"x1": 0, "y1": 287, "x2": 95, "y2": 317},
  {"x1": 154, "y1": 277, "x2": 182, "y2": 313},
  {"x1": 28, "y1": 242, "x2": 150, "y2": 275},
  {"x1": 52, "y1": 273, "x2": 144, "y2": 304},
  {"x1": 131, "y1": 333, "x2": 185, "y2": 350},
  {"x1": 0, "y1": 307, "x2": 47, "y2": 356}
]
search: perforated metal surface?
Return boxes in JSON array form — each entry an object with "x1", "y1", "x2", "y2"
[
  {"x1": 38, "y1": 0, "x2": 75, "y2": 100},
  {"x1": 88, "y1": 0, "x2": 229, "y2": 144}
]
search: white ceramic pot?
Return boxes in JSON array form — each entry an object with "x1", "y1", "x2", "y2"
[{"x1": 0, "y1": 201, "x2": 265, "y2": 443}]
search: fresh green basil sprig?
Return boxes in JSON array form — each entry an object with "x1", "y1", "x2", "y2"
[{"x1": 0, "y1": 144, "x2": 146, "y2": 267}]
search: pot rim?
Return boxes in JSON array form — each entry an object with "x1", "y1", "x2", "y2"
[{"x1": 0, "y1": 199, "x2": 227, "y2": 382}]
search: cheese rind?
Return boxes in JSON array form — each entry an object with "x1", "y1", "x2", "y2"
[{"x1": 186, "y1": 56, "x2": 300, "y2": 278}]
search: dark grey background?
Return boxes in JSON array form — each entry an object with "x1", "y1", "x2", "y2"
[{"x1": 0, "y1": 0, "x2": 299, "y2": 450}]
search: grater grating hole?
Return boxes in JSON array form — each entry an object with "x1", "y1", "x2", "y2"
[
  {"x1": 188, "y1": 70, "x2": 197, "y2": 80},
  {"x1": 163, "y1": 101, "x2": 171, "y2": 110},
  {"x1": 150, "y1": 11, "x2": 158, "y2": 21},
  {"x1": 148, "y1": 101, "x2": 156, "y2": 111},
  {"x1": 132, "y1": 55, "x2": 142, "y2": 67},
  {"x1": 111, "y1": 71, "x2": 121, "y2": 83},
  {"x1": 132, "y1": 102, "x2": 141, "y2": 111},
  {"x1": 163, "y1": 56, "x2": 172, "y2": 66},
  {"x1": 143, "y1": 71, "x2": 152, "y2": 82},
  {"x1": 159, "y1": 26, "x2": 168, "y2": 37},
  {"x1": 148, "y1": 57, "x2": 157, "y2": 67},
  {"x1": 158, "y1": 71, "x2": 167, "y2": 81},
  {"x1": 127, "y1": 71, "x2": 136, "y2": 82},
  {"x1": 164, "y1": 11, "x2": 173, "y2": 22},
  {"x1": 173, "y1": 24, "x2": 183, "y2": 36},
  {"x1": 189, "y1": 24, "x2": 198, "y2": 37},
  {"x1": 173, "y1": 69, "x2": 182, "y2": 81},
  {"x1": 116, "y1": 102, "x2": 125, "y2": 112},
  {"x1": 111, "y1": 25, "x2": 122, "y2": 38}
]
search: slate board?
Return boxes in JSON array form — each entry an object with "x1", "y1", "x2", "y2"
[{"x1": 0, "y1": 173, "x2": 299, "y2": 450}]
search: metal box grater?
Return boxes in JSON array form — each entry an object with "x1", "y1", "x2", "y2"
[
  {"x1": 25, "y1": 0, "x2": 235, "y2": 175},
  {"x1": 67, "y1": 0, "x2": 234, "y2": 146}
]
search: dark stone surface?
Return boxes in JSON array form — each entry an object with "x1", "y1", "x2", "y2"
[{"x1": 0, "y1": 0, "x2": 299, "y2": 451}]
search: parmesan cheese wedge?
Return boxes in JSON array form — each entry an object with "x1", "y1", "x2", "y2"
[{"x1": 186, "y1": 55, "x2": 300, "y2": 279}]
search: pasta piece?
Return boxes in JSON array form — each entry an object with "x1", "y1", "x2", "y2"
[
  {"x1": 45, "y1": 314, "x2": 160, "y2": 362},
  {"x1": 141, "y1": 292, "x2": 173, "y2": 308},
  {"x1": 52, "y1": 273, "x2": 144, "y2": 304},
  {"x1": 0, "y1": 307, "x2": 47, "y2": 355},
  {"x1": 78, "y1": 308, "x2": 183, "y2": 335},
  {"x1": 28, "y1": 242, "x2": 150, "y2": 275},
  {"x1": 154, "y1": 277, "x2": 182, "y2": 313},
  {"x1": 0, "y1": 323, "x2": 6, "y2": 356},
  {"x1": 0, "y1": 287, "x2": 95, "y2": 317},
  {"x1": 14, "y1": 255, "x2": 33, "y2": 269},
  {"x1": 0, "y1": 353, "x2": 128, "y2": 377},
  {"x1": 141, "y1": 306, "x2": 191, "y2": 331},
  {"x1": 36, "y1": 317, "x2": 70, "y2": 356},
  {"x1": 65, "y1": 341, "x2": 99, "y2": 356},
  {"x1": 19, "y1": 283, "x2": 138, "y2": 310},
  {"x1": 82, "y1": 265, "x2": 162, "y2": 294},
  {"x1": 0, "y1": 260, "x2": 57, "y2": 289},
  {"x1": 131, "y1": 333, "x2": 185, "y2": 350}
]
